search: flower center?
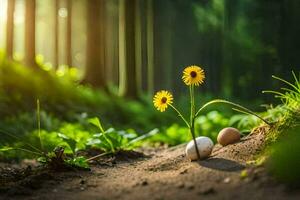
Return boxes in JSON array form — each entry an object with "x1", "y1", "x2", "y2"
[
  {"x1": 161, "y1": 97, "x2": 167, "y2": 103},
  {"x1": 190, "y1": 71, "x2": 197, "y2": 78}
]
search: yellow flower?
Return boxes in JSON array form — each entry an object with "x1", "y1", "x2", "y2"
[
  {"x1": 153, "y1": 90, "x2": 173, "y2": 112},
  {"x1": 182, "y1": 65, "x2": 205, "y2": 86}
]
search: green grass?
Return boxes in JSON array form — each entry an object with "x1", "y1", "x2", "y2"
[
  {"x1": 262, "y1": 72, "x2": 300, "y2": 143},
  {"x1": 256, "y1": 72, "x2": 300, "y2": 185}
]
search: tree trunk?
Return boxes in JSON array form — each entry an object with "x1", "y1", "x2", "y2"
[
  {"x1": 66, "y1": 0, "x2": 72, "y2": 67},
  {"x1": 135, "y1": 0, "x2": 142, "y2": 94},
  {"x1": 84, "y1": 0, "x2": 106, "y2": 88},
  {"x1": 6, "y1": 0, "x2": 15, "y2": 60},
  {"x1": 54, "y1": 0, "x2": 59, "y2": 69},
  {"x1": 146, "y1": 0, "x2": 154, "y2": 94},
  {"x1": 24, "y1": 0, "x2": 37, "y2": 67},
  {"x1": 118, "y1": 0, "x2": 138, "y2": 98},
  {"x1": 106, "y1": 0, "x2": 119, "y2": 86},
  {"x1": 153, "y1": 0, "x2": 174, "y2": 92}
]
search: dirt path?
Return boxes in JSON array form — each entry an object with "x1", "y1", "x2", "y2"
[{"x1": 1, "y1": 128, "x2": 300, "y2": 200}]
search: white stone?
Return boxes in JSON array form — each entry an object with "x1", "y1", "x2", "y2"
[{"x1": 185, "y1": 136, "x2": 214, "y2": 161}]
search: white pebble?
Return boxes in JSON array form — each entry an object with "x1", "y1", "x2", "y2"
[{"x1": 185, "y1": 136, "x2": 214, "y2": 161}]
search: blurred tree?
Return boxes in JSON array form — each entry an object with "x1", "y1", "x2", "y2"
[
  {"x1": 6, "y1": 0, "x2": 15, "y2": 60},
  {"x1": 153, "y1": 0, "x2": 174, "y2": 92},
  {"x1": 83, "y1": 0, "x2": 106, "y2": 88},
  {"x1": 66, "y1": 0, "x2": 72, "y2": 67},
  {"x1": 119, "y1": 0, "x2": 139, "y2": 98},
  {"x1": 24, "y1": 0, "x2": 37, "y2": 67},
  {"x1": 146, "y1": 0, "x2": 154, "y2": 94},
  {"x1": 278, "y1": 0, "x2": 300, "y2": 76},
  {"x1": 135, "y1": 0, "x2": 142, "y2": 94},
  {"x1": 54, "y1": 0, "x2": 59, "y2": 69},
  {"x1": 106, "y1": 0, "x2": 119, "y2": 86}
]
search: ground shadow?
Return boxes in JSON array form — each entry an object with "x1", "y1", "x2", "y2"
[{"x1": 197, "y1": 158, "x2": 245, "y2": 172}]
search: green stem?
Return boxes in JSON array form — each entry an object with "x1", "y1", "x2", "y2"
[
  {"x1": 169, "y1": 104, "x2": 190, "y2": 128},
  {"x1": 102, "y1": 133, "x2": 115, "y2": 153},
  {"x1": 15, "y1": 148, "x2": 43, "y2": 156},
  {"x1": 85, "y1": 152, "x2": 112, "y2": 162},
  {"x1": 189, "y1": 85, "x2": 200, "y2": 160},
  {"x1": 190, "y1": 85, "x2": 195, "y2": 122},
  {"x1": 37, "y1": 99, "x2": 43, "y2": 151},
  {"x1": 195, "y1": 99, "x2": 271, "y2": 126},
  {"x1": 0, "y1": 129, "x2": 43, "y2": 154}
]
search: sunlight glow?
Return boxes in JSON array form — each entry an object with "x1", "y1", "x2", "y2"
[
  {"x1": 58, "y1": 7, "x2": 68, "y2": 18},
  {"x1": 0, "y1": 0, "x2": 7, "y2": 22},
  {"x1": 0, "y1": 0, "x2": 7, "y2": 48},
  {"x1": 14, "y1": 0, "x2": 24, "y2": 24}
]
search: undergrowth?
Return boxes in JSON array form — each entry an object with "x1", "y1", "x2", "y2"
[
  {"x1": 259, "y1": 72, "x2": 300, "y2": 185},
  {"x1": 0, "y1": 59, "x2": 174, "y2": 132},
  {"x1": 263, "y1": 72, "x2": 300, "y2": 143},
  {"x1": 1, "y1": 57, "x2": 296, "y2": 174}
]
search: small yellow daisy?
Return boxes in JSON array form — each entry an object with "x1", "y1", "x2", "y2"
[
  {"x1": 153, "y1": 90, "x2": 173, "y2": 112},
  {"x1": 182, "y1": 65, "x2": 205, "y2": 86}
]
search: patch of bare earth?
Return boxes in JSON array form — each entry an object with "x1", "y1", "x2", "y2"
[{"x1": 1, "y1": 126, "x2": 300, "y2": 200}]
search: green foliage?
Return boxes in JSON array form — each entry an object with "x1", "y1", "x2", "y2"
[
  {"x1": 56, "y1": 123, "x2": 91, "y2": 152},
  {"x1": 0, "y1": 146, "x2": 14, "y2": 152},
  {"x1": 57, "y1": 133, "x2": 77, "y2": 154},
  {"x1": 0, "y1": 128, "x2": 90, "y2": 169},
  {"x1": 263, "y1": 72, "x2": 300, "y2": 142},
  {"x1": 193, "y1": 0, "x2": 224, "y2": 32},
  {"x1": 267, "y1": 125, "x2": 300, "y2": 185},
  {"x1": 195, "y1": 111, "x2": 229, "y2": 142},
  {"x1": 0, "y1": 60, "x2": 107, "y2": 121},
  {"x1": 65, "y1": 156, "x2": 89, "y2": 169},
  {"x1": 228, "y1": 105, "x2": 285, "y2": 132},
  {"x1": 192, "y1": 0, "x2": 298, "y2": 100},
  {"x1": 0, "y1": 114, "x2": 158, "y2": 162},
  {"x1": 87, "y1": 117, "x2": 158, "y2": 152},
  {"x1": 88, "y1": 117, "x2": 115, "y2": 152},
  {"x1": 0, "y1": 60, "x2": 170, "y2": 132},
  {"x1": 18, "y1": 122, "x2": 91, "y2": 156},
  {"x1": 36, "y1": 148, "x2": 89, "y2": 170},
  {"x1": 87, "y1": 128, "x2": 127, "y2": 152},
  {"x1": 264, "y1": 72, "x2": 300, "y2": 111},
  {"x1": 148, "y1": 108, "x2": 269, "y2": 146},
  {"x1": 228, "y1": 114, "x2": 259, "y2": 131},
  {"x1": 149, "y1": 124, "x2": 190, "y2": 146}
]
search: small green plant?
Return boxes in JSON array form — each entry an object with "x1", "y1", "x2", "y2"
[
  {"x1": 262, "y1": 71, "x2": 300, "y2": 142},
  {"x1": 85, "y1": 117, "x2": 158, "y2": 161},
  {"x1": 153, "y1": 65, "x2": 271, "y2": 160},
  {"x1": 88, "y1": 117, "x2": 116, "y2": 153},
  {"x1": 0, "y1": 100, "x2": 89, "y2": 169},
  {"x1": 263, "y1": 72, "x2": 300, "y2": 110}
]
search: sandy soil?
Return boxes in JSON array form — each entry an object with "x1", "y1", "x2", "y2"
[{"x1": 1, "y1": 126, "x2": 300, "y2": 200}]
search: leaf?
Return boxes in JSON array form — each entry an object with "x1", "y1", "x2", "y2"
[
  {"x1": 88, "y1": 117, "x2": 105, "y2": 133},
  {"x1": 65, "y1": 156, "x2": 89, "y2": 169},
  {"x1": 0, "y1": 146, "x2": 14, "y2": 152},
  {"x1": 37, "y1": 156, "x2": 47, "y2": 163},
  {"x1": 0, "y1": 146, "x2": 42, "y2": 155},
  {"x1": 105, "y1": 132, "x2": 123, "y2": 148},
  {"x1": 127, "y1": 128, "x2": 159, "y2": 146},
  {"x1": 57, "y1": 133, "x2": 77, "y2": 154},
  {"x1": 86, "y1": 136, "x2": 112, "y2": 151},
  {"x1": 86, "y1": 138, "x2": 102, "y2": 146},
  {"x1": 117, "y1": 130, "x2": 137, "y2": 139},
  {"x1": 105, "y1": 127, "x2": 115, "y2": 133}
]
